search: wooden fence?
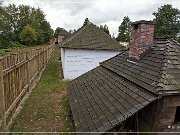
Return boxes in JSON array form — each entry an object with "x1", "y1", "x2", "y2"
[{"x1": 0, "y1": 45, "x2": 54, "y2": 131}]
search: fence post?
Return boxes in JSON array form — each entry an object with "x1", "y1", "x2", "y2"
[
  {"x1": 26, "y1": 52, "x2": 30, "y2": 92},
  {"x1": 45, "y1": 47, "x2": 47, "y2": 64},
  {"x1": 36, "y1": 49, "x2": 40, "y2": 72},
  {"x1": 0, "y1": 57, "x2": 6, "y2": 131}
]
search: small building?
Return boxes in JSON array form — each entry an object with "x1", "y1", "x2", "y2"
[
  {"x1": 55, "y1": 29, "x2": 71, "y2": 44},
  {"x1": 68, "y1": 20, "x2": 180, "y2": 133},
  {"x1": 60, "y1": 24, "x2": 126, "y2": 80}
]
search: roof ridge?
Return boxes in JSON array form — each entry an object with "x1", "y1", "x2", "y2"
[
  {"x1": 156, "y1": 39, "x2": 171, "y2": 90},
  {"x1": 62, "y1": 24, "x2": 89, "y2": 45},
  {"x1": 170, "y1": 38, "x2": 180, "y2": 46},
  {"x1": 156, "y1": 39, "x2": 180, "y2": 93},
  {"x1": 60, "y1": 23, "x2": 125, "y2": 51}
]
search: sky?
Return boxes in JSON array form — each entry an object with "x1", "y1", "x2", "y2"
[{"x1": 3, "y1": 0, "x2": 180, "y2": 36}]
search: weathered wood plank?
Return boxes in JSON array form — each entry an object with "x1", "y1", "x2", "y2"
[
  {"x1": 0, "y1": 45, "x2": 54, "y2": 131},
  {"x1": 3, "y1": 60, "x2": 28, "y2": 75},
  {"x1": 5, "y1": 84, "x2": 28, "y2": 119},
  {"x1": 0, "y1": 57, "x2": 6, "y2": 130}
]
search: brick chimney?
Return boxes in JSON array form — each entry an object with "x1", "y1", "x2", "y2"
[{"x1": 129, "y1": 20, "x2": 155, "y2": 61}]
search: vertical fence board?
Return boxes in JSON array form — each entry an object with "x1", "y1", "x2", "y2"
[
  {"x1": 0, "y1": 44, "x2": 54, "y2": 131},
  {"x1": 0, "y1": 57, "x2": 6, "y2": 130}
]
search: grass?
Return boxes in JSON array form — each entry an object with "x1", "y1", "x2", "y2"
[{"x1": 10, "y1": 45, "x2": 75, "y2": 133}]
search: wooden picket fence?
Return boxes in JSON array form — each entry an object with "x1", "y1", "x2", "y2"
[{"x1": 0, "y1": 44, "x2": 54, "y2": 131}]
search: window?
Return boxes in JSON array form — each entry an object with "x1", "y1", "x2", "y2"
[{"x1": 174, "y1": 106, "x2": 180, "y2": 124}]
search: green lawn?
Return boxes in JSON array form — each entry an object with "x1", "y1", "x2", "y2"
[{"x1": 10, "y1": 45, "x2": 75, "y2": 133}]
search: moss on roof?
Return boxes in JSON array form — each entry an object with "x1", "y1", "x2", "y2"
[{"x1": 61, "y1": 24, "x2": 126, "y2": 51}]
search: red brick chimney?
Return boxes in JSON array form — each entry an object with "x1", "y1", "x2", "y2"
[{"x1": 129, "y1": 20, "x2": 155, "y2": 61}]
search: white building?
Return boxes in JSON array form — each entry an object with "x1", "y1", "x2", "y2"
[{"x1": 60, "y1": 24, "x2": 126, "y2": 80}]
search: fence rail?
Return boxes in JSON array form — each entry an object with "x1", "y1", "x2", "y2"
[{"x1": 0, "y1": 44, "x2": 54, "y2": 131}]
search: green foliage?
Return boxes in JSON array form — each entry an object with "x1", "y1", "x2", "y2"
[
  {"x1": 19, "y1": 24, "x2": 38, "y2": 46},
  {"x1": 9, "y1": 42, "x2": 26, "y2": 49},
  {"x1": 0, "y1": 3, "x2": 53, "y2": 48},
  {"x1": 0, "y1": 42, "x2": 25, "y2": 56},
  {"x1": 177, "y1": 36, "x2": 180, "y2": 43},
  {"x1": 83, "y1": 18, "x2": 90, "y2": 26},
  {"x1": 116, "y1": 16, "x2": 131, "y2": 42},
  {"x1": 68, "y1": 29, "x2": 73, "y2": 34},
  {"x1": 153, "y1": 4, "x2": 180, "y2": 38},
  {"x1": 0, "y1": 49, "x2": 10, "y2": 56},
  {"x1": 0, "y1": 2, "x2": 12, "y2": 48},
  {"x1": 99, "y1": 24, "x2": 111, "y2": 36},
  {"x1": 54, "y1": 27, "x2": 65, "y2": 37},
  {"x1": 112, "y1": 33, "x2": 116, "y2": 39}
]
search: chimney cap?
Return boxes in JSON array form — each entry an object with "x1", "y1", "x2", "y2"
[{"x1": 131, "y1": 20, "x2": 155, "y2": 26}]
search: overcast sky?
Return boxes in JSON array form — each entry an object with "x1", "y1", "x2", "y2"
[{"x1": 3, "y1": 0, "x2": 180, "y2": 36}]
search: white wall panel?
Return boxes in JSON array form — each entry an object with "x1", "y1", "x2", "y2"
[{"x1": 62, "y1": 49, "x2": 119, "y2": 80}]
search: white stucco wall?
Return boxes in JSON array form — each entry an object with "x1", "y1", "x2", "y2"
[
  {"x1": 61, "y1": 48, "x2": 119, "y2": 80},
  {"x1": 61, "y1": 48, "x2": 65, "y2": 70}
]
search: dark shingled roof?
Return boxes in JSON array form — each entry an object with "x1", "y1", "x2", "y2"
[
  {"x1": 68, "y1": 38, "x2": 180, "y2": 133},
  {"x1": 102, "y1": 38, "x2": 180, "y2": 94},
  {"x1": 68, "y1": 67, "x2": 156, "y2": 132},
  {"x1": 131, "y1": 20, "x2": 155, "y2": 25},
  {"x1": 59, "y1": 29, "x2": 71, "y2": 36},
  {"x1": 61, "y1": 24, "x2": 126, "y2": 51}
]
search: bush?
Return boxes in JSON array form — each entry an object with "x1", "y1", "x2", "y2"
[
  {"x1": 9, "y1": 42, "x2": 26, "y2": 49},
  {"x1": 0, "y1": 49, "x2": 10, "y2": 56}
]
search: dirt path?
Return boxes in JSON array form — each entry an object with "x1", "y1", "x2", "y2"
[{"x1": 10, "y1": 45, "x2": 74, "y2": 133}]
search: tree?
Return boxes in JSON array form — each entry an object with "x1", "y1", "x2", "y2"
[
  {"x1": 0, "y1": 1, "x2": 13, "y2": 48},
  {"x1": 0, "y1": 3, "x2": 53, "y2": 47},
  {"x1": 40, "y1": 21, "x2": 53, "y2": 43},
  {"x1": 29, "y1": 7, "x2": 53, "y2": 44},
  {"x1": 112, "y1": 33, "x2": 116, "y2": 39},
  {"x1": 99, "y1": 24, "x2": 111, "y2": 36},
  {"x1": 177, "y1": 35, "x2": 180, "y2": 43},
  {"x1": 19, "y1": 24, "x2": 38, "y2": 46},
  {"x1": 99, "y1": 25, "x2": 104, "y2": 31},
  {"x1": 103, "y1": 24, "x2": 111, "y2": 36},
  {"x1": 54, "y1": 27, "x2": 64, "y2": 37},
  {"x1": 0, "y1": 2, "x2": 54, "y2": 47},
  {"x1": 69, "y1": 29, "x2": 73, "y2": 34},
  {"x1": 116, "y1": 16, "x2": 131, "y2": 42},
  {"x1": 83, "y1": 18, "x2": 90, "y2": 26},
  {"x1": 153, "y1": 4, "x2": 180, "y2": 38}
]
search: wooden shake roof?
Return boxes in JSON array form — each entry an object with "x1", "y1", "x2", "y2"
[
  {"x1": 58, "y1": 29, "x2": 71, "y2": 36},
  {"x1": 61, "y1": 24, "x2": 126, "y2": 51},
  {"x1": 102, "y1": 38, "x2": 180, "y2": 94},
  {"x1": 68, "y1": 38, "x2": 180, "y2": 133}
]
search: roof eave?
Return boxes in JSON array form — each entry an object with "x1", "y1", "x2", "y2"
[
  {"x1": 157, "y1": 89, "x2": 180, "y2": 96},
  {"x1": 59, "y1": 46, "x2": 125, "y2": 51}
]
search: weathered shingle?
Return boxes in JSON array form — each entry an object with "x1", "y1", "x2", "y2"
[
  {"x1": 68, "y1": 38, "x2": 180, "y2": 133},
  {"x1": 59, "y1": 29, "x2": 71, "y2": 36},
  {"x1": 101, "y1": 38, "x2": 180, "y2": 93},
  {"x1": 61, "y1": 24, "x2": 126, "y2": 51},
  {"x1": 68, "y1": 66, "x2": 156, "y2": 133}
]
